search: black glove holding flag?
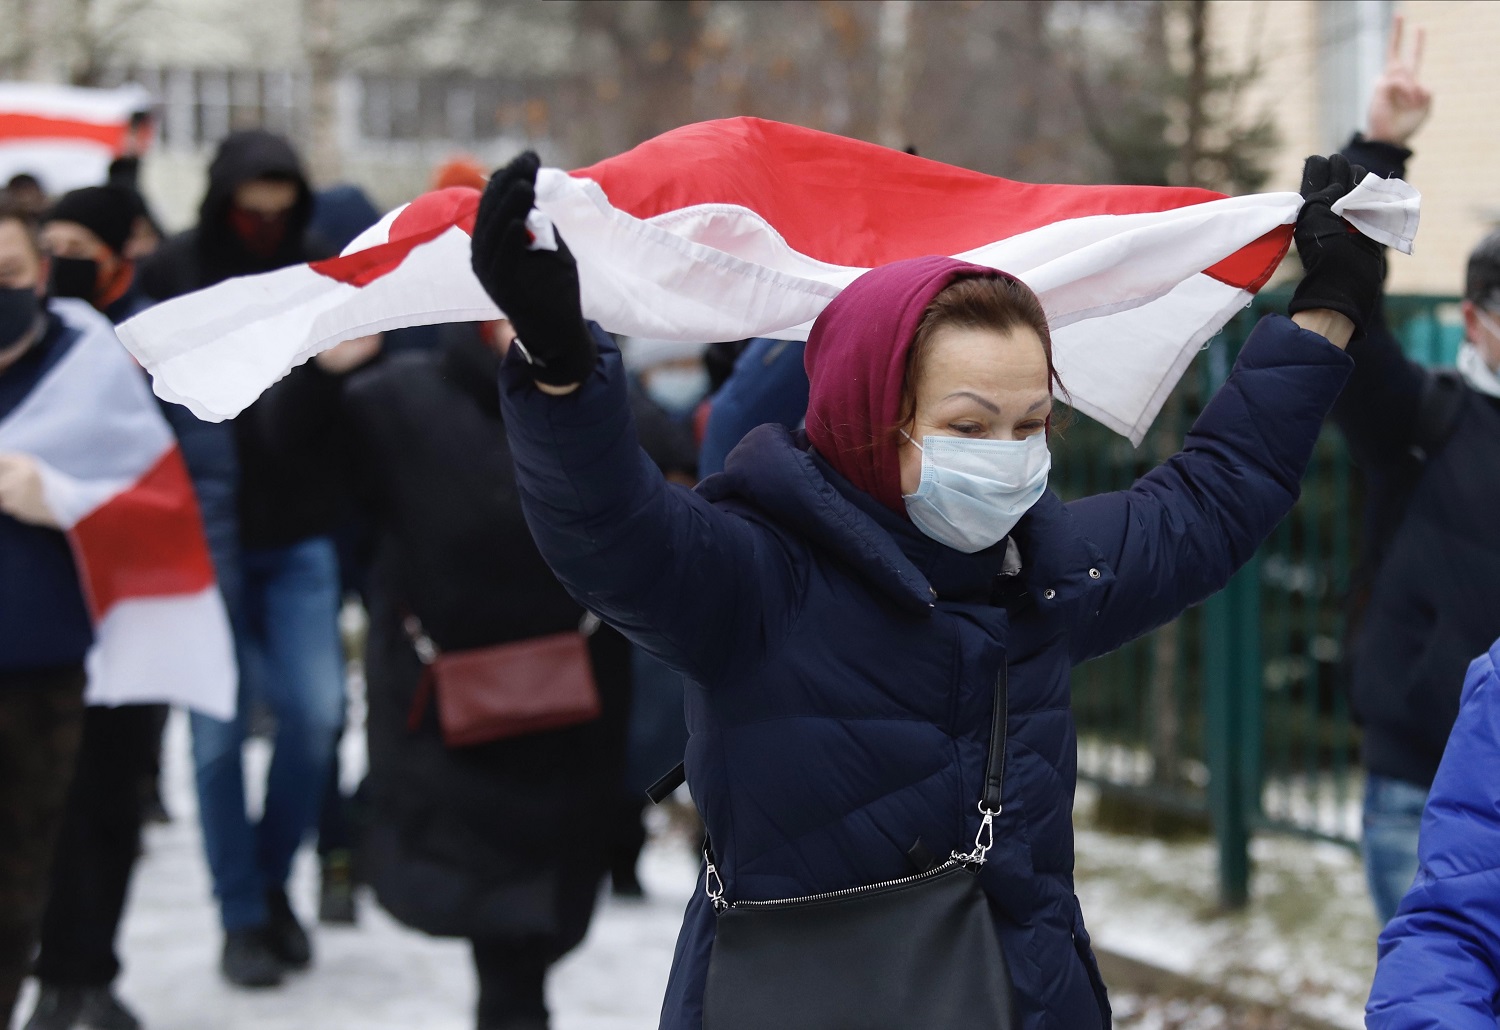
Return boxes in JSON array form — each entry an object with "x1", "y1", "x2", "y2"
[
  {"x1": 1287, "y1": 153, "x2": 1384, "y2": 337},
  {"x1": 470, "y1": 151, "x2": 598, "y2": 386}
]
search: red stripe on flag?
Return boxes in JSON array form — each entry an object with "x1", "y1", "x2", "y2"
[
  {"x1": 69, "y1": 447, "x2": 216, "y2": 621},
  {"x1": 310, "y1": 187, "x2": 480, "y2": 286},
  {"x1": 0, "y1": 112, "x2": 127, "y2": 149},
  {"x1": 572, "y1": 117, "x2": 1244, "y2": 273},
  {"x1": 1202, "y1": 225, "x2": 1293, "y2": 292}
]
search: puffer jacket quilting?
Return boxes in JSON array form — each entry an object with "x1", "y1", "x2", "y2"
[{"x1": 499, "y1": 314, "x2": 1351, "y2": 1030}]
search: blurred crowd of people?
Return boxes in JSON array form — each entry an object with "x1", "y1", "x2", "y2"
[
  {"x1": 0, "y1": 15, "x2": 1498, "y2": 1030},
  {"x1": 0, "y1": 135, "x2": 728, "y2": 1030}
]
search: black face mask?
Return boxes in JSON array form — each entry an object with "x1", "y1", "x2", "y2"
[
  {"x1": 0, "y1": 286, "x2": 40, "y2": 351},
  {"x1": 48, "y1": 256, "x2": 100, "y2": 303}
]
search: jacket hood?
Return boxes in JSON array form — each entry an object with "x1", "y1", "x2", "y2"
[
  {"x1": 197, "y1": 130, "x2": 314, "y2": 271},
  {"x1": 310, "y1": 183, "x2": 381, "y2": 253},
  {"x1": 803, "y1": 256, "x2": 1013, "y2": 514}
]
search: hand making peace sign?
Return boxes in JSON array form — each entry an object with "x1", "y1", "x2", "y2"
[{"x1": 1366, "y1": 14, "x2": 1432, "y2": 147}]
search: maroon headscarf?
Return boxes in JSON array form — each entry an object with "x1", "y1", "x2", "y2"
[{"x1": 804, "y1": 256, "x2": 1008, "y2": 514}]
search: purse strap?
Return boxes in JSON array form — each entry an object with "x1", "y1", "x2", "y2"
[
  {"x1": 702, "y1": 662, "x2": 1011, "y2": 909},
  {"x1": 957, "y1": 663, "x2": 1008, "y2": 866}
]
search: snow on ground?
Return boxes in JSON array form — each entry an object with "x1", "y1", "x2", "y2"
[
  {"x1": 12, "y1": 710, "x2": 1380, "y2": 1030},
  {"x1": 12, "y1": 710, "x2": 699, "y2": 1030},
  {"x1": 1075, "y1": 782, "x2": 1380, "y2": 1030}
]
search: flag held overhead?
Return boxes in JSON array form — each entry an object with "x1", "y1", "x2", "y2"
[{"x1": 118, "y1": 116, "x2": 1419, "y2": 443}]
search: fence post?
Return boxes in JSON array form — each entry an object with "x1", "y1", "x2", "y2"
[
  {"x1": 1235, "y1": 553, "x2": 1265, "y2": 835},
  {"x1": 1200, "y1": 572, "x2": 1248, "y2": 911}
]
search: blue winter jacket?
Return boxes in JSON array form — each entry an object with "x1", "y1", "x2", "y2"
[
  {"x1": 499, "y1": 314, "x2": 1350, "y2": 1030},
  {"x1": 1367, "y1": 637, "x2": 1500, "y2": 1029},
  {"x1": 699, "y1": 338, "x2": 809, "y2": 478}
]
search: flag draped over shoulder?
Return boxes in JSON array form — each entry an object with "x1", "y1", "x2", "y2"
[
  {"x1": 0, "y1": 82, "x2": 152, "y2": 195},
  {"x1": 0, "y1": 301, "x2": 236, "y2": 719},
  {"x1": 119, "y1": 116, "x2": 1420, "y2": 443}
]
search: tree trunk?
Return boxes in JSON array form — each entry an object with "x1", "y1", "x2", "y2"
[
  {"x1": 1180, "y1": 0, "x2": 1210, "y2": 187},
  {"x1": 304, "y1": 0, "x2": 342, "y2": 185},
  {"x1": 875, "y1": 0, "x2": 912, "y2": 150}
]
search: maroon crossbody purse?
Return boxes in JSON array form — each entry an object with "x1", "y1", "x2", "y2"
[{"x1": 403, "y1": 612, "x2": 603, "y2": 748}]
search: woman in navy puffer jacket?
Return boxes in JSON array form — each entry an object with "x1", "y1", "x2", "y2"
[{"x1": 470, "y1": 153, "x2": 1372, "y2": 1030}]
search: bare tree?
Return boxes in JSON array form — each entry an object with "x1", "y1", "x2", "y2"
[
  {"x1": 304, "y1": 0, "x2": 341, "y2": 182},
  {"x1": 1, "y1": 0, "x2": 159, "y2": 85},
  {"x1": 1066, "y1": 0, "x2": 1276, "y2": 191}
]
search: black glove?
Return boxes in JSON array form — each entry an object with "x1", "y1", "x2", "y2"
[
  {"x1": 470, "y1": 151, "x2": 598, "y2": 386},
  {"x1": 1287, "y1": 153, "x2": 1384, "y2": 337}
]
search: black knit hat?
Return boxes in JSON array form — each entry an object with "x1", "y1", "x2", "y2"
[{"x1": 44, "y1": 185, "x2": 142, "y2": 256}]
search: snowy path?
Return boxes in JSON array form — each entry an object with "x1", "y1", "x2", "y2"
[
  {"x1": 12, "y1": 710, "x2": 1376, "y2": 1029},
  {"x1": 13, "y1": 711, "x2": 699, "y2": 1030}
]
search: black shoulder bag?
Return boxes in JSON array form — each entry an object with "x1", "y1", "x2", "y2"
[{"x1": 698, "y1": 667, "x2": 1016, "y2": 1030}]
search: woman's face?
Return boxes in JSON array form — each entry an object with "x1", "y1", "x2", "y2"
[{"x1": 898, "y1": 323, "x2": 1052, "y2": 496}]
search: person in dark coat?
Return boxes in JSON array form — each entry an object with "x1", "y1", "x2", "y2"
[
  {"x1": 330, "y1": 319, "x2": 630, "y2": 1030},
  {"x1": 1365, "y1": 635, "x2": 1500, "y2": 1028},
  {"x1": 0, "y1": 201, "x2": 94, "y2": 1030},
  {"x1": 466, "y1": 151, "x2": 1377, "y2": 1029},
  {"x1": 1327, "y1": 31, "x2": 1500, "y2": 925},
  {"x1": 22, "y1": 185, "x2": 239, "y2": 1030},
  {"x1": 138, "y1": 131, "x2": 346, "y2": 988}
]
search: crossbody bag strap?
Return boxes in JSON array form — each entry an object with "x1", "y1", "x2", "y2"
[
  {"x1": 983, "y1": 663, "x2": 1009, "y2": 811},
  {"x1": 702, "y1": 662, "x2": 1014, "y2": 910},
  {"x1": 960, "y1": 663, "x2": 1009, "y2": 866},
  {"x1": 401, "y1": 612, "x2": 439, "y2": 733}
]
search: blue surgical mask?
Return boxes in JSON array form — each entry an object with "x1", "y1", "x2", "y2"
[
  {"x1": 901, "y1": 431, "x2": 1051, "y2": 553},
  {"x1": 645, "y1": 366, "x2": 710, "y2": 415}
]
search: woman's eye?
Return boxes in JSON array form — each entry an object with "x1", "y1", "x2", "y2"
[
  {"x1": 949, "y1": 422, "x2": 984, "y2": 435},
  {"x1": 1017, "y1": 421, "x2": 1046, "y2": 435}
]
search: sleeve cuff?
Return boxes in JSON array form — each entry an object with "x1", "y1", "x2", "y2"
[{"x1": 1344, "y1": 133, "x2": 1413, "y2": 181}]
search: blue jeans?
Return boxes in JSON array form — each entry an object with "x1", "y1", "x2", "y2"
[
  {"x1": 191, "y1": 537, "x2": 345, "y2": 931},
  {"x1": 1361, "y1": 773, "x2": 1429, "y2": 926}
]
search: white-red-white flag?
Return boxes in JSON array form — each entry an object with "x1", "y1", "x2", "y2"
[
  {"x1": 0, "y1": 83, "x2": 152, "y2": 195},
  {"x1": 119, "y1": 117, "x2": 1419, "y2": 443},
  {"x1": 0, "y1": 300, "x2": 236, "y2": 718}
]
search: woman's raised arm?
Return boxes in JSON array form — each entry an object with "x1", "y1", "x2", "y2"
[
  {"x1": 1066, "y1": 152, "x2": 1383, "y2": 662},
  {"x1": 1066, "y1": 313, "x2": 1352, "y2": 663},
  {"x1": 473, "y1": 154, "x2": 801, "y2": 685}
]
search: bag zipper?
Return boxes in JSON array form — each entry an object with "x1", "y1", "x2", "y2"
[{"x1": 724, "y1": 855, "x2": 972, "y2": 911}]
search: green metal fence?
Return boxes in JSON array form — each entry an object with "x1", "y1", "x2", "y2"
[{"x1": 1058, "y1": 291, "x2": 1465, "y2": 907}]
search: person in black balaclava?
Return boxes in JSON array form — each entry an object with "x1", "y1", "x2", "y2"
[
  {"x1": 40, "y1": 186, "x2": 147, "y2": 321},
  {"x1": 139, "y1": 132, "x2": 360, "y2": 991}
]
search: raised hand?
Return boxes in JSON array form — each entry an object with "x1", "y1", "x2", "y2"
[
  {"x1": 470, "y1": 151, "x2": 597, "y2": 387},
  {"x1": 1287, "y1": 154, "x2": 1383, "y2": 342},
  {"x1": 1366, "y1": 14, "x2": 1432, "y2": 146}
]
